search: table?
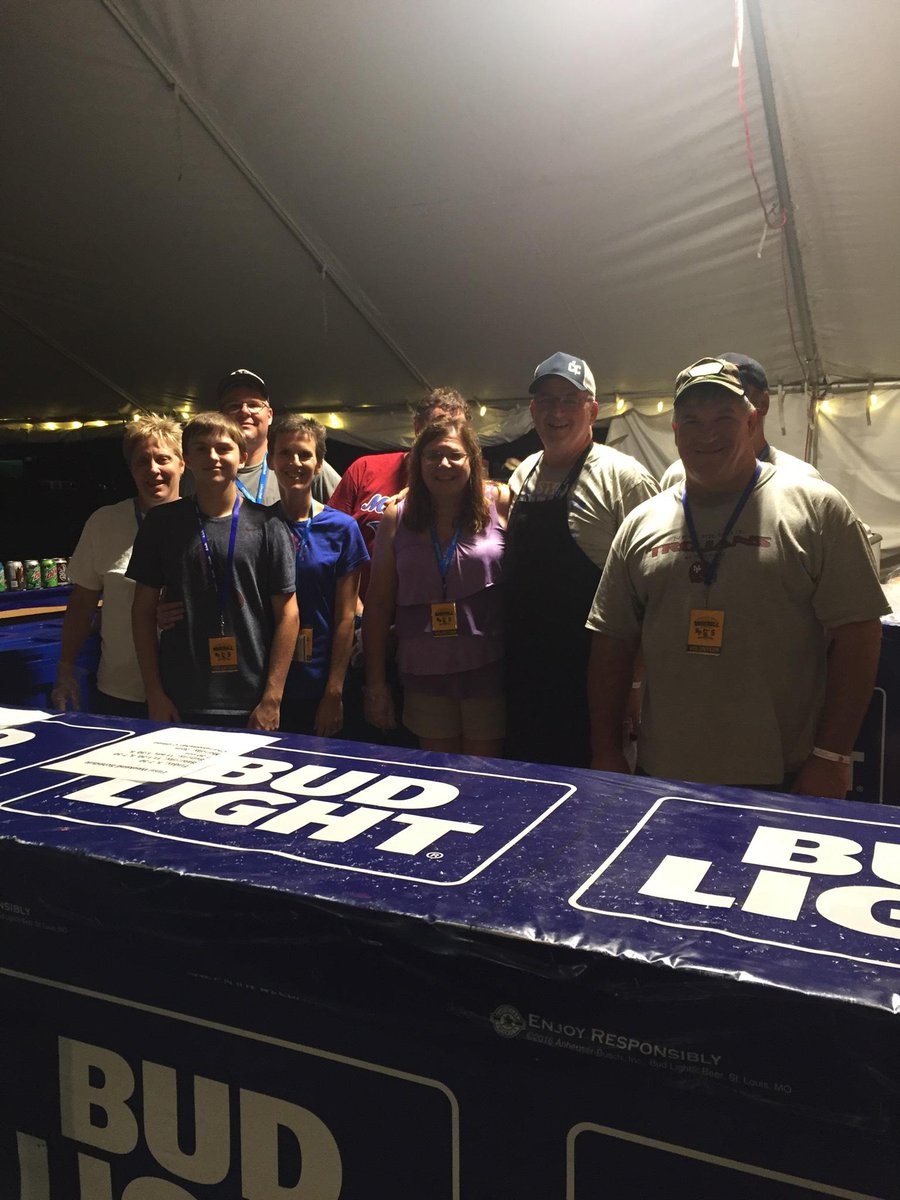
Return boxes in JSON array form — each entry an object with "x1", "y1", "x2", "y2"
[{"x1": 0, "y1": 708, "x2": 896, "y2": 1197}]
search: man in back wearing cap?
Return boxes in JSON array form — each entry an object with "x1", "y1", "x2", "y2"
[
  {"x1": 504, "y1": 352, "x2": 658, "y2": 768},
  {"x1": 658, "y1": 352, "x2": 819, "y2": 488},
  {"x1": 181, "y1": 369, "x2": 341, "y2": 505},
  {"x1": 587, "y1": 356, "x2": 889, "y2": 799}
]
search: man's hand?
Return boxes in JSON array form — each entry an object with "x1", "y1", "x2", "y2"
[
  {"x1": 147, "y1": 693, "x2": 181, "y2": 724},
  {"x1": 248, "y1": 695, "x2": 281, "y2": 731},
  {"x1": 590, "y1": 749, "x2": 632, "y2": 775},
  {"x1": 792, "y1": 755, "x2": 851, "y2": 800},
  {"x1": 314, "y1": 691, "x2": 344, "y2": 738},
  {"x1": 51, "y1": 666, "x2": 82, "y2": 712}
]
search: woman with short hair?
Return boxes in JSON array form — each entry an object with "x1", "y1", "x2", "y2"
[
  {"x1": 52, "y1": 416, "x2": 184, "y2": 717},
  {"x1": 267, "y1": 415, "x2": 368, "y2": 737}
]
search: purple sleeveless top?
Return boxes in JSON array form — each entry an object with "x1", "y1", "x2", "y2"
[{"x1": 393, "y1": 499, "x2": 505, "y2": 687}]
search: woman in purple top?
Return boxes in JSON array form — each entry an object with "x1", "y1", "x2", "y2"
[{"x1": 364, "y1": 418, "x2": 510, "y2": 756}]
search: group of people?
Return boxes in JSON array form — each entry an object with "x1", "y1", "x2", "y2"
[{"x1": 52, "y1": 350, "x2": 890, "y2": 801}]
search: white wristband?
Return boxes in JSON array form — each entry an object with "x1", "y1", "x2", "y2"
[{"x1": 812, "y1": 746, "x2": 852, "y2": 765}]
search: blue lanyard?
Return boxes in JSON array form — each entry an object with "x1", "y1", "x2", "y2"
[
  {"x1": 195, "y1": 497, "x2": 241, "y2": 633},
  {"x1": 681, "y1": 464, "x2": 761, "y2": 589},
  {"x1": 133, "y1": 498, "x2": 143, "y2": 529},
  {"x1": 759, "y1": 443, "x2": 771, "y2": 462},
  {"x1": 430, "y1": 524, "x2": 462, "y2": 601},
  {"x1": 235, "y1": 459, "x2": 269, "y2": 504},
  {"x1": 289, "y1": 515, "x2": 314, "y2": 561}
]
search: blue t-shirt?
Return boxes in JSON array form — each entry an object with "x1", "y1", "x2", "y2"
[{"x1": 272, "y1": 503, "x2": 369, "y2": 701}]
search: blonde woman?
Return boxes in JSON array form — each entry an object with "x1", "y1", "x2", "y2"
[{"x1": 52, "y1": 416, "x2": 184, "y2": 717}]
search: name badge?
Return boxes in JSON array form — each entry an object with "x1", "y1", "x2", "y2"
[
  {"x1": 293, "y1": 627, "x2": 314, "y2": 663},
  {"x1": 687, "y1": 608, "x2": 724, "y2": 655},
  {"x1": 208, "y1": 635, "x2": 238, "y2": 672},
  {"x1": 430, "y1": 601, "x2": 458, "y2": 637}
]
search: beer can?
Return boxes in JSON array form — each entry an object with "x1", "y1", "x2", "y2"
[
  {"x1": 55, "y1": 557, "x2": 70, "y2": 585},
  {"x1": 5, "y1": 561, "x2": 24, "y2": 591},
  {"x1": 0, "y1": 562, "x2": 5, "y2": 592},
  {"x1": 24, "y1": 560, "x2": 41, "y2": 590},
  {"x1": 40, "y1": 558, "x2": 59, "y2": 588}
]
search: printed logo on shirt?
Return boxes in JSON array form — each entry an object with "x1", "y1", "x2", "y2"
[
  {"x1": 646, "y1": 534, "x2": 771, "y2": 560},
  {"x1": 359, "y1": 493, "x2": 392, "y2": 514}
]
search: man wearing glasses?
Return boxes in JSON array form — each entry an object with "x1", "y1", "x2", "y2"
[
  {"x1": 182, "y1": 369, "x2": 341, "y2": 505},
  {"x1": 504, "y1": 352, "x2": 658, "y2": 768},
  {"x1": 587, "y1": 356, "x2": 888, "y2": 798}
]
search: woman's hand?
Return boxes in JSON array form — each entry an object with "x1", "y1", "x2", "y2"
[{"x1": 364, "y1": 683, "x2": 396, "y2": 729}]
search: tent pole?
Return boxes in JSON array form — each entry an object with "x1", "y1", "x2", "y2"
[
  {"x1": 99, "y1": 0, "x2": 432, "y2": 392},
  {"x1": 745, "y1": 0, "x2": 822, "y2": 388}
]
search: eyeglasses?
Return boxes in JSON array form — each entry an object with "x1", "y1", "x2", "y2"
[
  {"x1": 533, "y1": 394, "x2": 588, "y2": 411},
  {"x1": 222, "y1": 399, "x2": 269, "y2": 415},
  {"x1": 423, "y1": 449, "x2": 468, "y2": 465}
]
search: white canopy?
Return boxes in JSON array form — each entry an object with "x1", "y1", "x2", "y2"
[{"x1": 4, "y1": 0, "x2": 900, "y2": 565}]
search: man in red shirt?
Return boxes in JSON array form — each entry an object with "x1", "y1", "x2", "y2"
[{"x1": 329, "y1": 387, "x2": 471, "y2": 601}]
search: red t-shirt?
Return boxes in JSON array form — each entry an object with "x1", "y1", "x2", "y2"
[{"x1": 328, "y1": 451, "x2": 407, "y2": 599}]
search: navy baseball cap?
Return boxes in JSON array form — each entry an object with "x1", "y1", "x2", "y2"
[
  {"x1": 529, "y1": 352, "x2": 596, "y2": 396},
  {"x1": 217, "y1": 368, "x2": 270, "y2": 401},
  {"x1": 720, "y1": 353, "x2": 768, "y2": 393}
]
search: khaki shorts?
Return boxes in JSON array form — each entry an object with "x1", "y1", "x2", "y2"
[{"x1": 403, "y1": 689, "x2": 506, "y2": 741}]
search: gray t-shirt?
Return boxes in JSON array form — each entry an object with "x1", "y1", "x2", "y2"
[
  {"x1": 127, "y1": 498, "x2": 296, "y2": 716},
  {"x1": 588, "y1": 464, "x2": 889, "y2": 785}
]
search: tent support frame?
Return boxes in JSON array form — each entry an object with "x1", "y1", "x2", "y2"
[
  {"x1": 745, "y1": 0, "x2": 822, "y2": 388},
  {"x1": 99, "y1": 0, "x2": 432, "y2": 392}
]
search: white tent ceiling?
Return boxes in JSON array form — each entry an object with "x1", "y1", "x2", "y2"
[{"x1": 2, "y1": 0, "x2": 900, "y2": 438}]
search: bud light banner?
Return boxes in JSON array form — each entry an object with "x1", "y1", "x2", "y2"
[
  {"x1": 571, "y1": 794, "x2": 900, "y2": 970},
  {"x1": 3, "y1": 970, "x2": 457, "y2": 1199},
  {"x1": 5, "y1": 721, "x2": 575, "y2": 887}
]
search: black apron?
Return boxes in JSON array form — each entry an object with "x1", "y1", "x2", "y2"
[{"x1": 504, "y1": 450, "x2": 601, "y2": 767}]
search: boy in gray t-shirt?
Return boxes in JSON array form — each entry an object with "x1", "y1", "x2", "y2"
[{"x1": 128, "y1": 412, "x2": 298, "y2": 729}]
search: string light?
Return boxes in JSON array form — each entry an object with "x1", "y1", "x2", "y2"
[
  {"x1": 657, "y1": 401, "x2": 664, "y2": 413},
  {"x1": 615, "y1": 395, "x2": 625, "y2": 412},
  {"x1": 479, "y1": 405, "x2": 487, "y2": 417}
]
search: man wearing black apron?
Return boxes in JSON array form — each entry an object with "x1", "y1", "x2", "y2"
[{"x1": 504, "y1": 353, "x2": 659, "y2": 768}]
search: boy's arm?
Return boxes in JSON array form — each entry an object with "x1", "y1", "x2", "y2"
[
  {"x1": 132, "y1": 583, "x2": 181, "y2": 723},
  {"x1": 315, "y1": 567, "x2": 362, "y2": 737},
  {"x1": 248, "y1": 592, "x2": 300, "y2": 731}
]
